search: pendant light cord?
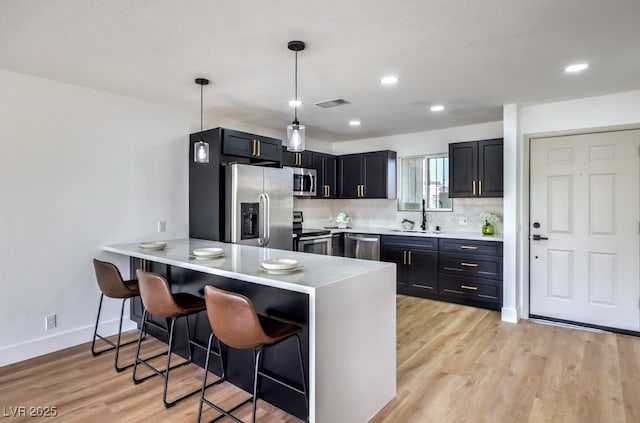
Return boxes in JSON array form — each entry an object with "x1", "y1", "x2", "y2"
[
  {"x1": 200, "y1": 83, "x2": 204, "y2": 132},
  {"x1": 294, "y1": 50, "x2": 298, "y2": 122}
]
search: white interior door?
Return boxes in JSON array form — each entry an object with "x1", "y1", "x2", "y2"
[{"x1": 529, "y1": 129, "x2": 640, "y2": 331}]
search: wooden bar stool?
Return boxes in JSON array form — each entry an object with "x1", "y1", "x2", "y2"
[
  {"x1": 133, "y1": 270, "x2": 224, "y2": 408},
  {"x1": 91, "y1": 258, "x2": 142, "y2": 372},
  {"x1": 197, "y1": 285, "x2": 308, "y2": 423}
]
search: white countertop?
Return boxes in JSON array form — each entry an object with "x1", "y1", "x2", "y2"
[
  {"x1": 104, "y1": 238, "x2": 394, "y2": 294},
  {"x1": 324, "y1": 227, "x2": 503, "y2": 242}
]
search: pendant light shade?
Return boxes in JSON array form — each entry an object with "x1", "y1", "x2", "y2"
[
  {"x1": 286, "y1": 41, "x2": 306, "y2": 152},
  {"x1": 194, "y1": 77, "x2": 210, "y2": 163}
]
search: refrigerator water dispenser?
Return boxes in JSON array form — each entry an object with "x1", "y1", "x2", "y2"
[{"x1": 240, "y1": 202, "x2": 259, "y2": 240}]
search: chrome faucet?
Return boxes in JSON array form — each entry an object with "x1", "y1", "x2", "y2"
[{"x1": 421, "y1": 199, "x2": 427, "y2": 231}]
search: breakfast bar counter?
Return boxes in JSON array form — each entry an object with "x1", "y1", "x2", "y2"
[{"x1": 104, "y1": 238, "x2": 396, "y2": 423}]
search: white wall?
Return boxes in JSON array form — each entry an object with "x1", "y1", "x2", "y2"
[
  {"x1": 508, "y1": 89, "x2": 640, "y2": 321},
  {"x1": 296, "y1": 121, "x2": 505, "y2": 233},
  {"x1": 0, "y1": 70, "x2": 192, "y2": 366}
]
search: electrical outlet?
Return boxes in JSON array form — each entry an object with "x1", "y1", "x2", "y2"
[
  {"x1": 458, "y1": 216, "x2": 468, "y2": 225},
  {"x1": 157, "y1": 221, "x2": 166, "y2": 232},
  {"x1": 45, "y1": 314, "x2": 56, "y2": 330}
]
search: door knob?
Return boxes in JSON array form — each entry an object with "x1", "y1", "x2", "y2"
[{"x1": 532, "y1": 234, "x2": 548, "y2": 241}]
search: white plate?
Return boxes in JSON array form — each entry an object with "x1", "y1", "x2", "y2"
[
  {"x1": 259, "y1": 264, "x2": 303, "y2": 274},
  {"x1": 139, "y1": 241, "x2": 167, "y2": 250},
  {"x1": 261, "y1": 258, "x2": 299, "y2": 270},
  {"x1": 192, "y1": 247, "x2": 224, "y2": 258},
  {"x1": 190, "y1": 254, "x2": 224, "y2": 260}
]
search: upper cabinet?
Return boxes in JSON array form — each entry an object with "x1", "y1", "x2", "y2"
[
  {"x1": 449, "y1": 138, "x2": 503, "y2": 198},
  {"x1": 313, "y1": 152, "x2": 337, "y2": 199},
  {"x1": 338, "y1": 150, "x2": 397, "y2": 199},
  {"x1": 281, "y1": 148, "x2": 313, "y2": 168},
  {"x1": 221, "y1": 129, "x2": 282, "y2": 163}
]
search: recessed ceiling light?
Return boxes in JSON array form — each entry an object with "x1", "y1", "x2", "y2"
[
  {"x1": 564, "y1": 63, "x2": 589, "y2": 73},
  {"x1": 380, "y1": 75, "x2": 399, "y2": 85},
  {"x1": 349, "y1": 120, "x2": 361, "y2": 126},
  {"x1": 430, "y1": 105, "x2": 445, "y2": 112},
  {"x1": 289, "y1": 99, "x2": 302, "y2": 107}
]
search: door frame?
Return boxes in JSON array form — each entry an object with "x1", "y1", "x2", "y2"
[{"x1": 522, "y1": 123, "x2": 640, "y2": 322}]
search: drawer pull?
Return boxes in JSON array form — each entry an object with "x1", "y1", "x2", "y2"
[
  {"x1": 460, "y1": 262, "x2": 478, "y2": 267},
  {"x1": 461, "y1": 245, "x2": 478, "y2": 250},
  {"x1": 460, "y1": 285, "x2": 478, "y2": 291}
]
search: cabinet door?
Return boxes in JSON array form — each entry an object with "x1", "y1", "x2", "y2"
[
  {"x1": 381, "y1": 245, "x2": 410, "y2": 294},
  {"x1": 449, "y1": 141, "x2": 478, "y2": 198},
  {"x1": 362, "y1": 151, "x2": 389, "y2": 198},
  {"x1": 281, "y1": 148, "x2": 298, "y2": 166},
  {"x1": 407, "y1": 249, "x2": 438, "y2": 293},
  {"x1": 254, "y1": 136, "x2": 282, "y2": 162},
  {"x1": 222, "y1": 129, "x2": 254, "y2": 157},
  {"x1": 314, "y1": 153, "x2": 337, "y2": 199},
  {"x1": 282, "y1": 149, "x2": 314, "y2": 167},
  {"x1": 478, "y1": 139, "x2": 503, "y2": 197},
  {"x1": 338, "y1": 154, "x2": 362, "y2": 198}
]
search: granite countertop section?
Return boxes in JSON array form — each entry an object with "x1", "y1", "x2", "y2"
[
  {"x1": 104, "y1": 238, "x2": 394, "y2": 294},
  {"x1": 324, "y1": 227, "x2": 503, "y2": 242}
]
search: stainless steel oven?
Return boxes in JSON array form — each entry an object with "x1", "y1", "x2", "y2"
[
  {"x1": 293, "y1": 210, "x2": 332, "y2": 255},
  {"x1": 297, "y1": 233, "x2": 333, "y2": 255}
]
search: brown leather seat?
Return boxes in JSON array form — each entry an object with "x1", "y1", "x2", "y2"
[
  {"x1": 133, "y1": 270, "x2": 222, "y2": 409},
  {"x1": 197, "y1": 285, "x2": 307, "y2": 423},
  {"x1": 91, "y1": 259, "x2": 141, "y2": 372}
]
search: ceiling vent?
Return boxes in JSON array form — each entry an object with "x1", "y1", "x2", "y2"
[{"x1": 314, "y1": 98, "x2": 351, "y2": 108}]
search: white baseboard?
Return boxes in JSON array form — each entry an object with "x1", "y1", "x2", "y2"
[
  {"x1": 501, "y1": 307, "x2": 519, "y2": 323},
  {"x1": 0, "y1": 318, "x2": 137, "y2": 368}
]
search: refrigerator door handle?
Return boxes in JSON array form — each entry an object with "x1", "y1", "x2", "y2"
[
  {"x1": 263, "y1": 192, "x2": 271, "y2": 246},
  {"x1": 258, "y1": 193, "x2": 267, "y2": 246}
]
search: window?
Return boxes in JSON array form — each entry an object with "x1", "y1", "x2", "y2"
[{"x1": 398, "y1": 154, "x2": 452, "y2": 211}]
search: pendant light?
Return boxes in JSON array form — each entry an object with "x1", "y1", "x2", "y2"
[
  {"x1": 194, "y1": 77, "x2": 210, "y2": 163},
  {"x1": 286, "y1": 40, "x2": 306, "y2": 152}
]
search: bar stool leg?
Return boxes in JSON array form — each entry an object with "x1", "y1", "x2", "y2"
[
  {"x1": 90, "y1": 294, "x2": 105, "y2": 356},
  {"x1": 92, "y1": 294, "x2": 139, "y2": 372},
  {"x1": 252, "y1": 347, "x2": 265, "y2": 423},
  {"x1": 162, "y1": 317, "x2": 177, "y2": 408}
]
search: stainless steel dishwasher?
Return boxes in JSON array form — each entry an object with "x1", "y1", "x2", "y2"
[{"x1": 344, "y1": 233, "x2": 380, "y2": 260}]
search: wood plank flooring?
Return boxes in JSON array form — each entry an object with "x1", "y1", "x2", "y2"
[{"x1": 1, "y1": 296, "x2": 639, "y2": 422}]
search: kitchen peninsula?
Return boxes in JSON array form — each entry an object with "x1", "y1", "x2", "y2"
[{"x1": 104, "y1": 238, "x2": 396, "y2": 423}]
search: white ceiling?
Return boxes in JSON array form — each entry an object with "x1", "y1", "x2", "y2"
[{"x1": 1, "y1": 0, "x2": 639, "y2": 141}]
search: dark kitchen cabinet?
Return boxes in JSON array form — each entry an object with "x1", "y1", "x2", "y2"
[
  {"x1": 338, "y1": 150, "x2": 396, "y2": 199},
  {"x1": 313, "y1": 152, "x2": 338, "y2": 199},
  {"x1": 381, "y1": 235, "x2": 438, "y2": 296},
  {"x1": 221, "y1": 128, "x2": 282, "y2": 163},
  {"x1": 282, "y1": 148, "x2": 313, "y2": 168},
  {"x1": 438, "y1": 238, "x2": 503, "y2": 310},
  {"x1": 449, "y1": 138, "x2": 503, "y2": 198}
]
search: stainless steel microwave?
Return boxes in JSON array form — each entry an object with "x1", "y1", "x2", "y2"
[{"x1": 285, "y1": 167, "x2": 316, "y2": 197}]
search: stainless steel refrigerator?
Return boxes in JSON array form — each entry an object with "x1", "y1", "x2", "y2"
[{"x1": 225, "y1": 164, "x2": 293, "y2": 250}]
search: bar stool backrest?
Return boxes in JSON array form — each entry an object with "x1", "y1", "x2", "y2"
[
  {"x1": 136, "y1": 270, "x2": 182, "y2": 318},
  {"x1": 203, "y1": 285, "x2": 270, "y2": 349},
  {"x1": 93, "y1": 259, "x2": 135, "y2": 298}
]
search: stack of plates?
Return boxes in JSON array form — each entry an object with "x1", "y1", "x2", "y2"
[
  {"x1": 139, "y1": 241, "x2": 167, "y2": 250},
  {"x1": 260, "y1": 258, "x2": 303, "y2": 274},
  {"x1": 192, "y1": 247, "x2": 224, "y2": 259}
]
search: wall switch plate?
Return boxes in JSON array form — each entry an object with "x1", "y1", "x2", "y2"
[
  {"x1": 157, "y1": 221, "x2": 166, "y2": 232},
  {"x1": 45, "y1": 314, "x2": 56, "y2": 330},
  {"x1": 458, "y1": 216, "x2": 468, "y2": 225}
]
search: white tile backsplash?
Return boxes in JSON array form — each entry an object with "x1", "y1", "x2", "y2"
[{"x1": 294, "y1": 197, "x2": 504, "y2": 234}]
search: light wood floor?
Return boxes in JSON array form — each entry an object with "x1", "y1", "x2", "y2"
[{"x1": 1, "y1": 296, "x2": 639, "y2": 422}]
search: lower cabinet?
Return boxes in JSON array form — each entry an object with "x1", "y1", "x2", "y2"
[
  {"x1": 381, "y1": 235, "x2": 503, "y2": 310},
  {"x1": 381, "y1": 236, "x2": 437, "y2": 297},
  {"x1": 437, "y1": 238, "x2": 503, "y2": 310},
  {"x1": 331, "y1": 233, "x2": 344, "y2": 257}
]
